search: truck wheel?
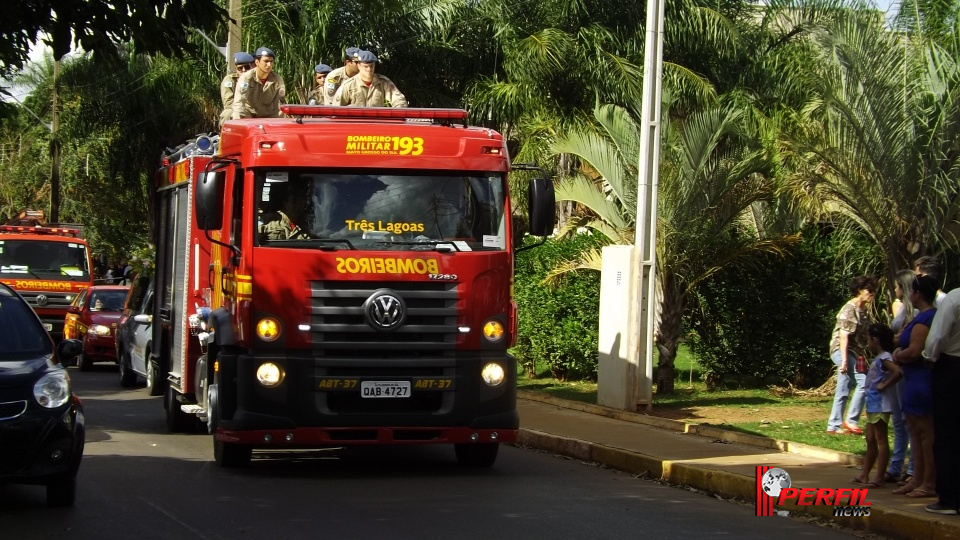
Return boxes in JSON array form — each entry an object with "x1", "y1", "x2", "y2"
[
  {"x1": 146, "y1": 354, "x2": 163, "y2": 396},
  {"x1": 46, "y1": 477, "x2": 77, "y2": 507},
  {"x1": 454, "y1": 443, "x2": 499, "y2": 467},
  {"x1": 119, "y1": 353, "x2": 137, "y2": 387},
  {"x1": 165, "y1": 385, "x2": 192, "y2": 433},
  {"x1": 214, "y1": 437, "x2": 252, "y2": 468}
]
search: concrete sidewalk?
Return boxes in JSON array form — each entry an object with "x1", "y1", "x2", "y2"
[{"x1": 515, "y1": 391, "x2": 960, "y2": 540}]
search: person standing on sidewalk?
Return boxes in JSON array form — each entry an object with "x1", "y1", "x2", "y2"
[
  {"x1": 827, "y1": 276, "x2": 878, "y2": 435},
  {"x1": 923, "y1": 286, "x2": 960, "y2": 514},
  {"x1": 854, "y1": 323, "x2": 902, "y2": 487},
  {"x1": 887, "y1": 269, "x2": 917, "y2": 483},
  {"x1": 892, "y1": 274, "x2": 938, "y2": 499}
]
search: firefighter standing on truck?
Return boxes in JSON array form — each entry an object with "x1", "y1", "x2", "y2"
[
  {"x1": 308, "y1": 64, "x2": 333, "y2": 105},
  {"x1": 333, "y1": 50, "x2": 407, "y2": 107},
  {"x1": 232, "y1": 47, "x2": 286, "y2": 119},
  {"x1": 219, "y1": 52, "x2": 254, "y2": 127},
  {"x1": 323, "y1": 47, "x2": 361, "y2": 105}
]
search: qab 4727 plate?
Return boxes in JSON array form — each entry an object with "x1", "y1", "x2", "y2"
[{"x1": 360, "y1": 381, "x2": 411, "y2": 398}]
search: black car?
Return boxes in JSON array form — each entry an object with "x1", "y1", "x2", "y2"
[{"x1": 0, "y1": 282, "x2": 85, "y2": 506}]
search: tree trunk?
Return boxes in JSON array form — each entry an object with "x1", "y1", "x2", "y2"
[{"x1": 655, "y1": 271, "x2": 683, "y2": 395}]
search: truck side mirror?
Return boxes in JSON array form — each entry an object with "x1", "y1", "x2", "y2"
[
  {"x1": 527, "y1": 177, "x2": 556, "y2": 237},
  {"x1": 196, "y1": 171, "x2": 225, "y2": 230}
]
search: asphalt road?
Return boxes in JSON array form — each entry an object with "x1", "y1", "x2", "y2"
[{"x1": 0, "y1": 366, "x2": 857, "y2": 539}]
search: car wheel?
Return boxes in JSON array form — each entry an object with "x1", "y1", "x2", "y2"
[
  {"x1": 146, "y1": 353, "x2": 164, "y2": 397},
  {"x1": 119, "y1": 353, "x2": 137, "y2": 387},
  {"x1": 214, "y1": 436, "x2": 252, "y2": 468},
  {"x1": 454, "y1": 443, "x2": 499, "y2": 467},
  {"x1": 46, "y1": 477, "x2": 77, "y2": 507},
  {"x1": 78, "y1": 354, "x2": 92, "y2": 372},
  {"x1": 165, "y1": 385, "x2": 193, "y2": 433}
]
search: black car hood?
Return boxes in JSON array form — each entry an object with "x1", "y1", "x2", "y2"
[{"x1": 0, "y1": 356, "x2": 54, "y2": 390}]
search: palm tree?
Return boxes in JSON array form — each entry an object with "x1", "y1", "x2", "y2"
[
  {"x1": 787, "y1": 6, "x2": 960, "y2": 288},
  {"x1": 550, "y1": 100, "x2": 796, "y2": 394}
]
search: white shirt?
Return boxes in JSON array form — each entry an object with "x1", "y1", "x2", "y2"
[{"x1": 924, "y1": 288, "x2": 960, "y2": 360}]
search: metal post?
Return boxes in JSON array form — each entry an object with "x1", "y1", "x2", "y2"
[
  {"x1": 226, "y1": 0, "x2": 243, "y2": 67},
  {"x1": 50, "y1": 58, "x2": 61, "y2": 224},
  {"x1": 628, "y1": 0, "x2": 665, "y2": 410}
]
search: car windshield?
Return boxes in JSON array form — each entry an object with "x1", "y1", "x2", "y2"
[
  {"x1": 254, "y1": 170, "x2": 507, "y2": 251},
  {"x1": 89, "y1": 290, "x2": 128, "y2": 312},
  {"x1": 0, "y1": 239, "x2": 90, "y2": 279},
  {"x1": 0, "y1": 287, "x2": 52, "y2": 359}
]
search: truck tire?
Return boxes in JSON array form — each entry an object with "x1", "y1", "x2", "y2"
[
  {"x1": 454, "y1": 443, "x2": 499, "y2": 467},
  {"x1": 146, "y1": 353, "x2": 163, "y2": 396},
  {"x1": 119, "y1": 352, "x2": 137, "y2": 387},
  {"x1": 46, "y1": 477, "x2": 76, "y2": 507},
  {"x1": 165, "y1": 385, "x2": 193, "y2": 433},
  {"x1": 214, "y1": 437, "x2": 252, "y2": 468}
]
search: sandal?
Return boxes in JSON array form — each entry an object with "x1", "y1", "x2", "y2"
[
  {"x1": 892, "y1": 486, "x2": 914, "y2": 495},
  {"x1": 906, "y1": 488, "x2": 937, "y2": 498},
  {"x1": 863, "y1": 481, "x2": 882, "y2": 488}
]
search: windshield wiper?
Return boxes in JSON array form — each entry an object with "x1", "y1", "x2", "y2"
[
  {"x1": 266, "y1": 238, "x2": 356, "y2": 251},
  {"x1": 375, "y1": 240, "x2": 459, "y2": 252}
]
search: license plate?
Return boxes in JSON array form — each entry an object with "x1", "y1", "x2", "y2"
[
  {"x1": 360, "y1": 381, "x2": 410, "y2": 398},
  {"x1": 43, "y1": 323, "x2": 53, "y2": 331}
]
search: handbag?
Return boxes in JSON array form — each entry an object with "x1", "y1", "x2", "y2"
[{"x1": 855, "y1": 355, "x2": 868, "y2": 374}]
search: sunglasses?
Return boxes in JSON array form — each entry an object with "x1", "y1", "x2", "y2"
[{"x1": 236, "y1": 63, "x2": 254, "y2": 72}]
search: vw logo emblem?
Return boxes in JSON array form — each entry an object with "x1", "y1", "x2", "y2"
[
  {"x1": 362, "y1": 290, "x2": 406, "y2": 332},
  {"x1": 36, "y1": 294, "x2": 49, "y2": 306}
]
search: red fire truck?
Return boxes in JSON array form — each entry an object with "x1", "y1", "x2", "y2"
[
  {"x1": 152, "y1": 105, "x2": 554, "y2": 468},
  {"x1": 0, "y1": 209, "x2": 95, "y2": 340}
]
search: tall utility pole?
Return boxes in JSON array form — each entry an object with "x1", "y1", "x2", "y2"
[
  {"x1": 50, "y1": 58, "x2": 61, "y2": 224},
  {"x1": 226, "y1": 0, "x2": 243, "y2": 67},
  {"x1": 627, "y1": 0, "x2": 666, "y2": 410}
]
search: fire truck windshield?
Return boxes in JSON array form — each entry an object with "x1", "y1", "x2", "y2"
[
  {"x1": 0, "y1": 240, "x2": 90, "y2": 279},
  {"x1": 255, "y1": 171, "x2": 508, "y2": 251}
]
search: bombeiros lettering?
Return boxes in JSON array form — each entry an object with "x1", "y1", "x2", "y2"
[
  {"x1": 336, "y1": 257, "x2": 440, "y2": 275},
  {"x1": 13, "y1": 280, "x2": 75, "y2": 291}
]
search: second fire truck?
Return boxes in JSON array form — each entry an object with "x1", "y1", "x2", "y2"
[
  {"x1": 151, "y1": 106, "x2": 554, "y2": 468},
  {"x1": 0, "y1": 209, "x2": 94, "y2": 340}
]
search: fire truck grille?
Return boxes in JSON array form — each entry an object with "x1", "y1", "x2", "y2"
[
  {"x1": 18, "y1": 292, "x2": 74, "y2": 309},
  {"x1": 309, "y1": 281, "x2": 458, "y2": 356},
  {"x1": 326, "y1": 393, "x2": 443, "y2": 414}
]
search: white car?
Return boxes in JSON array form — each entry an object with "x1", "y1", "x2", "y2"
[{"x1": 116, "y1": 275, "x2": 161, "y2": 395}]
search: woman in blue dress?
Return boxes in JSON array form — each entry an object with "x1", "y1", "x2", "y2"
[{"x1": 892, "y1": 275, "x2": 939, "y2": 497}]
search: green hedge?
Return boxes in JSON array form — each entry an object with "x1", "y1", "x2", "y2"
[
  {"x1": 686, "y1": 225, "x2": 883, "y2": 388},
  {"x1": 512, "y1": 234, "x2": 603, "y2": 381}
]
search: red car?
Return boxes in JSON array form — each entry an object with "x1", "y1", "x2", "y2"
[{"x1": 63, "y1": 285, "x2": 129, "y2": 370}]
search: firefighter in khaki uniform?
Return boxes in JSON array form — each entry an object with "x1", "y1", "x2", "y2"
[
  {"x1": 323, "y1": 47, "x2": 361, "y2": 105},
  {"x1": 332, "y1": 50, "x2": 408, "y2": 107},
  {"x1": 308, "y1": 63, "x2": 333, "y2": 105},
  {"x1": 219, "y1": 52, "x2": 254, "y2": 127},
  {"x1": 232, "y1": 47, "x2": 286, "y2": 119}
]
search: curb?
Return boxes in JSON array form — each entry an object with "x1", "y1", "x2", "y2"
[
  {"x1": 517, "y1": 390, "x2": 863, "y2": 466},
  {"x1": 516, "y1": 392, "x2": 960, "y2": 540}
]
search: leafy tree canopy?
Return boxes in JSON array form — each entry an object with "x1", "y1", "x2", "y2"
[{"x1": 2, "y1": 0, "x2": 227, "y2": 77}]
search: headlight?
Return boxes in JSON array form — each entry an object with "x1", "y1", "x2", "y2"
[
  {"x1": 482, "y1": 320, "x2": 504, "y2": 342},
  {"x1": 256, "y1": 317, "x2": 281, "y2": 342},
  {"x1": 256, "y1": 362, "x2": 284, "y2": 387},
  {"x1": 34, "y1": 371, "x2": 72, "y2": 408},
  {"x1": 89, "y1": 324, "x2": 111, "y2": 336},
  {"x1": 481, "y1": 362, "x2": 506, "y2": 387}
]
